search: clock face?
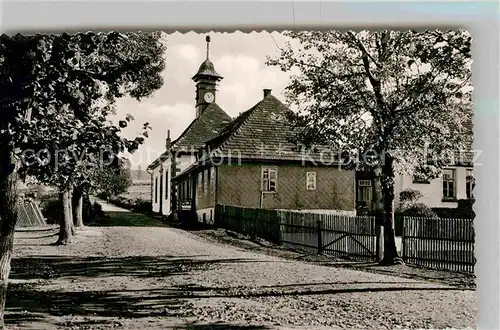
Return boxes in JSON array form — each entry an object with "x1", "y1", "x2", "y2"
[{"x1": 204, "y1": 92, "x2": 214, "y2": 103}]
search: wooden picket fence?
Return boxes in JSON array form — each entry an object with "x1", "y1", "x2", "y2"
[
  {"x1": 214, "y1": 205, "x2": 281, "y2": 244},
  {"x1": 214, "y1": 205, "x2": 377, "y2": 261},
  {"x1": 279, "y1": 211, "x2": 377, "y2": 261},
  {"x1": 402, "y1": 216, "x2": 475, "y2": 273}
]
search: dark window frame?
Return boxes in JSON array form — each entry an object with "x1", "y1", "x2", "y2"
[
  {"x1": 466, "y1": 169, "x2": 475, "y2": 199},
  {"x1": 357, "y1": 179, "x2": 373, "y2": 206},
  {"x1": 442, "y1": 168, "x2": 456, "y2": 200}
]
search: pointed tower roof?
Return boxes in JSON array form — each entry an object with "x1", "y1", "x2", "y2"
[
  {"x1": 192, "y1": 36, "x2": 223, "y2": 81},
  {"x1": 192, "y1": 60, "x2": 223, "y2": 80}
]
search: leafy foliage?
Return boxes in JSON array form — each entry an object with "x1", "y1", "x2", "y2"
[
  {"x1": 39, "y1": 195, "x2": 62, "y2": 225},
  {"x1": 400, "y1": 202, "x2": 438, "y2": 218},
  {"x1": 1, "y1": 32, "x2": 164, "y2": 192},
  {"x1": 396, "y1": 188, "x2": 432, "y2": 215},
  {"x1": 92, "y1": 158, "x2": 133, "y2": 199},
  {"x1": 267, "y1": 30, "x2": 472, "y2": 178},
  {"x1": 399, "y1": 189, "x2": 424, "y2": 205},
  {"x1": 267, "y1": 30, "x2": 472, "y2": 263}
]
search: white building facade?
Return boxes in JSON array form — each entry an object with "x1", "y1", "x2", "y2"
[{"x1": 394, "y1": 166, "x2": 474, "y2": 208}]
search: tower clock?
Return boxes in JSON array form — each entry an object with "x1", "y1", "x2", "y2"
[
  {"x1": 192, "y1": 36, "x2": 223, "y2": 117},
  {"x1": 204, "y1": 92, "x2": 215, "y2": 103}
]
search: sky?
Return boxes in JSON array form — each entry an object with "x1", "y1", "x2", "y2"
[{"x1": 112, "y1": 32, "x2": 294, "y2": 170}]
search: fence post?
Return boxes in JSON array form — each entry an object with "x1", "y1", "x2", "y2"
[
  {"x1": 375, "y1": 213, "x2": 384, "y2": 262},
  {"x1": 214, "y1": 204, "x2": 219, "y2": 227},
  {"x1": 317, "y1": 218, "x2": 323, "y2": 254},
  {"x1": 401, "y1": 216, "x2": 406, "y2": 261},
  {"x1": 275, "y1": 210, "x2": 282, "y2": 244}
]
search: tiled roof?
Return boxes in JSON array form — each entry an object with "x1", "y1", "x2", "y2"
[
  {"x1": 206, "y1": 94, "x2": 300, "y2": 160},
  {"x1": 168, "y1": 92, "x2": 476, "y2": 177},
  {"x1": 172, "y1": 103, "x2": 232, "y2": 151},
  {"x1": 204, "y1": 106, "x2": 255, "y2": 149},
  {"x1": 192, "y1": 59, "x2": 223, "y2": 80},
  {"x1": 147, "y1": 103, "x2": 231, "y2": 170},
  {"x1": 174, "y1": 93, "x2": 344, "y2": 179}
]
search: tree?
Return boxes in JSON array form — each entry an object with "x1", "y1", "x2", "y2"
[
  {"x1": 17, "y1": 32, "x2": 162, "y2": 244},
  {"x1": 92, "y1": 157, "x2": 133, "y2": 200},
  {"x1": 267, "y1": 30, "x2": 472, "y2": 265},
  {"x1": 0, "y1": 31, "x2": 165, "y2": 325},
  {"x1": 25, "y1": 103, "x2": 150, "y2": 241},
  {"x1": 396, "y1": 188, "x2": 437, "y2": 217},
  {"x1": 0, "y1": 34, "x2": 53, "y2": 327},
  {"x1": 68, "y1": 107, "x2": 148, "y2": 231}
]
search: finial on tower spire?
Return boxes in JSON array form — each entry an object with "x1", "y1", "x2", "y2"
[
  {"x1": 165, "y1": 129, "x2": 171, "y2": 150},
  {"x1": 206, "y1": 35, "x2": 211, "y2": 60}
]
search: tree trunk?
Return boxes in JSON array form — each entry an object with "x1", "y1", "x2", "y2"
[
  {"x1": 0, "y1": 145, "x2": 19, "y2": 328},
  {"x1": 372, "y1": 166, "x2": 384, "y2": 261},
  {"x1": 56, "y1": 188, "x2": 74, "y2": 245},
  {"x1": 379, "y1": 154, "x2": 404, "y2": 265},
  {"x1": 70, "y1": 213, "x2": 76, "y2": 236},
  {"x1": 72, "y1": 187, "x2": 84, "y2": 228}
]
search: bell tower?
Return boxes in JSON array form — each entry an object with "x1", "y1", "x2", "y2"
[{"x1": 192, "y1": 35, "x2": 223, "y2": 118}]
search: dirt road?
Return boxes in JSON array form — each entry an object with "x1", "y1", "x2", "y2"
[{"x1": 8, "y1": 206, "x2": 475, "y2": 329}]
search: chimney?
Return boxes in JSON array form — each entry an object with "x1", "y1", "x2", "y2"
[
  {"x1": 263, "y1": 89, "x2": 272, "y2": 98},
  {"x1": 165, "y1": 130, "x2": 171, "y2": 150}
]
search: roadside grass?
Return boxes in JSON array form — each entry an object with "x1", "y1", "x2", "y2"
[{"x1": 97, "y1": 211, "x2": 169, "y2": 227}]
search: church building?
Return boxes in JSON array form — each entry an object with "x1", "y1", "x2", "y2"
[
  {"x1": 147, "y1": 36, "x2": 232, "y2": 216},
  {"x1": 147, "y1": 36, "x2": 358, "y2": 223}
]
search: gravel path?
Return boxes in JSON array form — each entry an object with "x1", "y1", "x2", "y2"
[
  {"x1": 8, "y1": 207, "x2": 475, "y2": 329},
  {"x1": 89, "y1": 196, "x2": 131, "y2": 212}
]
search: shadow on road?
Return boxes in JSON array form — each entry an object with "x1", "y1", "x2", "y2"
[
  {"x1": 10, "y1": 255, "x2": 272, "y2": 280},
  {"x1": 6, "y1": 253, "x2": 471, "y2": 327},
  {"x1": 174, "y1": 324, "x2": 275, "y2": 329},
  {"x1": 7, "y1": 280, "x2": 464, "y2": 323}
]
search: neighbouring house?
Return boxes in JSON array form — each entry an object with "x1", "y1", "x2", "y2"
[
  {"x1": 394, "y1": 113, "x2": 474, "y2": 209},
  {"x1": 116, "y1": 160, "x2": 152, "y2": 201},
  {"x1": 353, "y1": 153, "x2": 475, "y2": 212},
  {"x1": 350, "y1": 115, "x2": 474, "y2": 213},
  {"x1": 147, "y1": 36, "x2": 357, "y2": 223},
  {"x1": 394, "y1": 153, "x2": 475, "y2": 208}
]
